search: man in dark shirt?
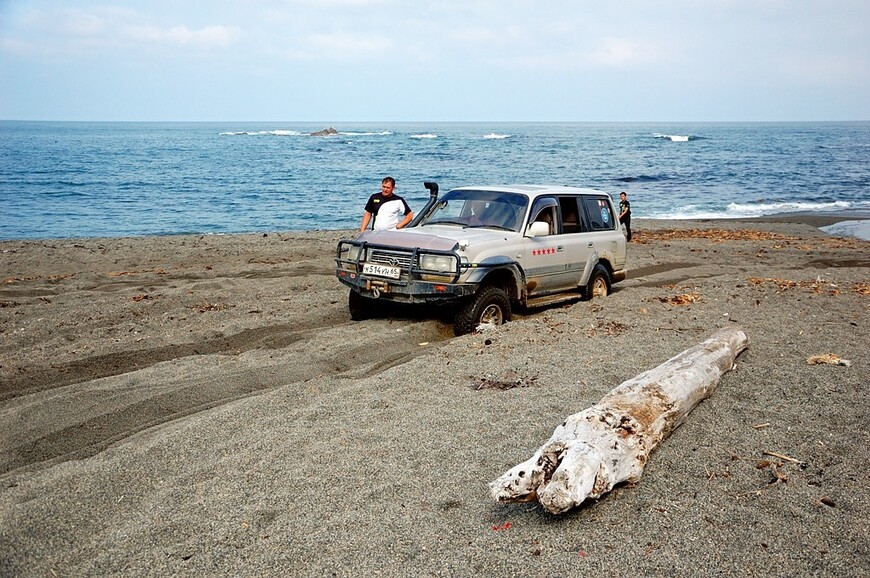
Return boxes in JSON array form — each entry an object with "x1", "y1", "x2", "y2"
[
  {"x1": 618, "y1": 191, "x2": 632, "y2": 242},
  {"x1": 360, "y1": 176, "x2": 414, "y2": 232}
]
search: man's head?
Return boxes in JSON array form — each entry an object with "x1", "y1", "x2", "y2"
[
  {"x1": 382, "y1": 176, "x2": 396, "y2": 196},
  {"x1": 620, "y1": 192, "x2": 627, "y2": 200}
]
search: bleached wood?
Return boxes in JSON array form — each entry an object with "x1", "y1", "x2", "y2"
[{"x1": 489, "y1": 327, "x2": 749, "y2": 514}]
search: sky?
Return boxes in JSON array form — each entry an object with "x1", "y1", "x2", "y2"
[{"x1": 1, "y1": 0, "x2": 869, "y2": 122}]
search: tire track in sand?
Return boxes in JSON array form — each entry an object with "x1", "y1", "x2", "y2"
[{"x1": 1, "y1": 317, "x2": 454, "y2": 476}]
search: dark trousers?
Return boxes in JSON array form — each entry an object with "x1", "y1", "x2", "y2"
[{"x1": 620, "y1": 215, "x2": 631, "y2": 241}]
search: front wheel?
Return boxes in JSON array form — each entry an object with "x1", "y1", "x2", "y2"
[
  {"x1": 584, "y1": 264, "x2": 611, "y2": 300},
  {"x1": 348, "y1": 289, "x2": 379, "y2": 321},
  {"x1": 454, "y1": 286, "x2": 511, "y2": 336}
]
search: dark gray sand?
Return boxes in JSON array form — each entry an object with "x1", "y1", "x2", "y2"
[{"x1": 1, "y1": 219, "x2": 867, "y2": 577}]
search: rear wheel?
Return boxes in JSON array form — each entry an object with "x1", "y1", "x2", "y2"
[
  {"x1": 584, "y1": 264, "x2": 611, "y2": 300},
  {"x1": 454, "y1": 286, "x2": 511, "y2": 335},
  {"x1": 348, "y1": 289, "x2": 379, "y2": 321}
]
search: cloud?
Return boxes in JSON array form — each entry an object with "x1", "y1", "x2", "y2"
[
  {"x1": 4, "y1": 7, "x2": 240, "y2": 57},
  {"x1": 295, "y1": 0, "x2": 390, "y2": 5},
  {"x1": 584, "y1": 38, "x2": 657, "y2": 68},
  {"x1": 487, "y1": 36, "x2": 667, "y2": 73},
  {"x1": 779, "y1": 53, "x2": 870, "y2": 87},
  {"x1": 279, "y1": 32, "x2": 391, "y2": 62},
  {"x1": 58, "y1": 10, "x2": 108, "y2": 36},
  {"x1": 125, "y1": 24, "x2": 240, "y2": 49},
  {"x1": 0, "y1": 37, "x2": 31, "y2": 56}
]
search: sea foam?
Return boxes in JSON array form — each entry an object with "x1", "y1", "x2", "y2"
[
  {"x1": 653, "y1": 133, "x2": 690, "y2": 142},
  {"x1": 648, "y1": 200, "x2": 866, "y2": 220}
]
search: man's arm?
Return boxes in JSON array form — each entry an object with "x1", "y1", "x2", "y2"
[
  {"x1": 396, "y1": 212, "x2": 414, "y2": 229},
  {"x1": 360, "y1": 211, "x2": 372, "y2": 232}
]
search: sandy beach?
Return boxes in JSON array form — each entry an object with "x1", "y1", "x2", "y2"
[{"x1": 1, "y1": 217, "x2": 868, "y2": 577}]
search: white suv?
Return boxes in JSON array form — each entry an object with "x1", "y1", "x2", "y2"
[{"x1": 336, "y1": 183, "x2": 627, "y2": 335}]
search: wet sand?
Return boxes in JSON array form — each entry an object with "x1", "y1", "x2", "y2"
[{"x1": 1, "y1": 218, "x2": 868, "y2": 576}]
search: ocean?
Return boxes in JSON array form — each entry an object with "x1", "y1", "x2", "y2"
[{"x1": 2, "y1": 121, "x2": 869, "y2": 240}]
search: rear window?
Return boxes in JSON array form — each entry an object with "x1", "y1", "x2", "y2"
[{"x1": 582, "y1": 197, "x2": 616, "y2": 231}]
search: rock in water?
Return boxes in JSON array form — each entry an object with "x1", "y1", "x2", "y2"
[{"x1": 310, "y1": 127, "x2": 338, "y2": 136}]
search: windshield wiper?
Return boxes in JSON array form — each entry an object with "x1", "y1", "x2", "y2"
[
  {"x1": 424, "y1": 219, "x2": 468, "y2": 227},
  {"x1": 466, "y1": 224, "x2": 515, "y2": 231}
]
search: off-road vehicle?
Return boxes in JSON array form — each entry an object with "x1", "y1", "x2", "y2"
[{"x1": 336, "y1": 183, "x2": 627, "y2": 335}]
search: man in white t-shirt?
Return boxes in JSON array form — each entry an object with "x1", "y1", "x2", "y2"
[{"x1": 360, "y1": 177, "x2": 414, "y2": 231}]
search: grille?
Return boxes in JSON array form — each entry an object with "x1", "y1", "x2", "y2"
[{"x1": 368, "y1": 249, "x2": 414, "y2": 270}]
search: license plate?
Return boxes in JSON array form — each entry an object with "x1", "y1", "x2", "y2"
[{"x1": 362, "y1": 263, "x2": 401, "y2": 279}]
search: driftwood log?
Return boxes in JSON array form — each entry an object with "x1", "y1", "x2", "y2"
[{"x1": 490, "y1": 327, "x2": 749, "y2": 514}]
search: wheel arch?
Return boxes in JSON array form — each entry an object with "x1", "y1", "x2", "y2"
[
  {"x1": 596, "y1": 257, "x2": 615, "y2": 277},
  {"x1": 464, "y1": 262, "x2": 524, "y2": 302}
]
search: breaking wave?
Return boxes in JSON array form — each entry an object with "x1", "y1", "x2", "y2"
[
  {"x1": 653, "y1": 133, "x2": 691, "y2": 142},
  {"x1": 219, "y1": 130, "x2": 304, "y2": 136},
  {"x1": 483, "y1": 133, "x2": 511, "y2": 139},
  {"x1": 339, "y1": 131, "x2": 393, "y2": 136},
  {"x1": 647, "y1": 200, "x2": 864, "y2": 220},
  {"x1": 219, "y1": 129, "x2": 393, "y2": 137}
]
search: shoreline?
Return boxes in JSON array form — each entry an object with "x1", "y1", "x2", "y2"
[
  {"x1": 752, "y1": 209, "x2": 870, "y2": 227},
  {"x1": 1, "y1": 217, "x2": 867, "y2": 576},
  {"x1": 3, "y1": 210, "x2": 870, "y2": 244},
  {"x1": 639, "y1": 210, "x2": 870, "y2": 240}
]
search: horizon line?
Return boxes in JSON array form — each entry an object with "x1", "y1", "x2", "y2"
[{"x1": 3, "y1": 118, "x2": 869, "y2": 124}]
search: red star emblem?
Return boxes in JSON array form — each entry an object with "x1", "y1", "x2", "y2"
[{"x1": 532, "y1": 247, "x2": 556, "y2": 256}]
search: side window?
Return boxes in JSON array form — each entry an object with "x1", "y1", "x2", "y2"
[
  {"x1": 582, "y1": 197, "x2": 616, "y2": 231},
  {"x1": 529, "y1": 197, "x2": 559, "y2": 234},
  {"x1": 558, "y1": 197, "x2": 583, "y2": 234}
]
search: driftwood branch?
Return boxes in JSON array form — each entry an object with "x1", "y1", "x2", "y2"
[
  {"x1": 490, "y1": 327, "x2": 749, "y2": 514},
  {"x1": 762, "y1": 450, "x2": 806, "y2": 467}
]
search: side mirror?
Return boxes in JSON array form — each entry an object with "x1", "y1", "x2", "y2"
[{"x1": 526, "y1": 221, "x2": 551, "y2": 237}]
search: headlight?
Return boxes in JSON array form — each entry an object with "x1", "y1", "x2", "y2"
[{"x1": 419, "y1": 253, "x2": 457, "y2": 273}]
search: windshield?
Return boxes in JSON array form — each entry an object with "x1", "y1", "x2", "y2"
[{"x1": 419, "y1": 189, "x2": 528, "y2": 232}]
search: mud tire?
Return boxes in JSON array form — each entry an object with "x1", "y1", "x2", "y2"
[
  {"x1": 453, "y1": 286, "x2": 511, "y2": 336},
  {"x1": 583, "y1": 264, "x2": 611, "y2": 300}
]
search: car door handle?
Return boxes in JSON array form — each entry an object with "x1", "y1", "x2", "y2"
[
  {"x1": 588, "y1": 242, "x2": 594, "y2": 248},
  {"x1": 557, "y1": 245, "x2": 564, "y2": 252}
]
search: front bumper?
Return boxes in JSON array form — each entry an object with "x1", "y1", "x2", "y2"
[
  {"x1": 335, "y1": 239, "x2": 477, "y2": 304},
  {"x1": 335, "y1": 269, "x2": 477, "y2": 303}
]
